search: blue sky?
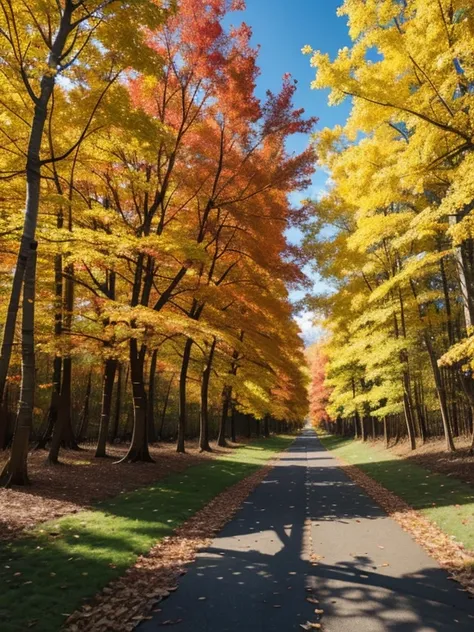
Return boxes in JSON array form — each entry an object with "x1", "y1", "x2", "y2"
[{"x1": 227, "y1": 1, "x2": 352, "y2": 344}]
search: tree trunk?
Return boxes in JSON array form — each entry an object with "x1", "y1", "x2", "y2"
[
  {"x1": 37, "y1": 215, "x2": 64, "y2": 451},
  {"x1": 147, "y1": 350, "x2": 158, "y2": 444},
  {"x1": 109, "y1": 363, "x2": 122, "y2": 444},
  {"x1": 159, "y1": 374, "x2": 174, "y2": 440},
  {"x1": 424, "y1": 334, "x2": 455, "y2": 452},
  {"x1": 118, "y1": 340, "x2": 154, "y2": 463},
  {"x1": 469, "y1": 410, "x2": 474, "y2": 455},
  {"x1": 217, "y1": 384, "x2": 231, "y2": 447},
  {"x1": 199, "y1": 339, "x2": 216, "y2": 452},
  {"x1": 264, "y1": 414, "x2": 270, "y2": 438},
  {"x1": 48, "y1": 267, "x2": 78, "y2": 462},
  {"x1": 383, "y1": 416, "x2": 389, "y2": 448},
  {"x1": 76, "y1": 370, "x2": 92, "y2": 443},
  {"x1": 0, "y1": 385, "x2": 10, "y2": 450},
  {"x1": 402, "y1": 370, "x2": 417, "y2": 450},
  {"x1": 230, "y1": 403, "x2": 236, "y2": 443},
  {"x1": 0, "y1": 249, "x2": 29, "y2": 406},
  {"x1": 36, "y1": 357, "x2": 61, "y2": 450},
  {"x1": 353, "y1": 412, "x2": 359, "y2": 439},
  {"x1": 360, "y1": 415, "x2": 366, "y2": 442},
  {"x1": 1, "y1": 242, "x2": 37, "y2": 486},
  {"x1": 394, "y1": 415, "x2": 401, "y2": 445},
  {"x1": 449, "y1": 215, "x2": 474, "y2": 330},
  {"x1": 177, "y1": 338, "x2": 193, "y2": 454},
  {"x1": 413, "y1": 380, "x2": 426, "y2": 444},
  {"x1": 95, "y1": 359, "x2": 117, "y2": 458},
  {"x1": 0, "y1": 4, "x2": 74, "y2": 422}
]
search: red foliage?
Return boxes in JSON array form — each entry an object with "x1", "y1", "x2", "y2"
[{"x1": 309, "y1": 345, "x2": 331, "y2": 428}]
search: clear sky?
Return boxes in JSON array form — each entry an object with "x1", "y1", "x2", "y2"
[
  {"x1": 227, "y1": 0, "x2": 351, "y2": 192},
  {"x1": 227, "y1": 1, "x2": 352, "y2": 344}
]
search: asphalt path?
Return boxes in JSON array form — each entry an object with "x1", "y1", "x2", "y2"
[{"x1": 139, "y1": 429, "x2": 474, "y2": 631}]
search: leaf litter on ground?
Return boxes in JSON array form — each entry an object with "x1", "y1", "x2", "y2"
[{"x1": 63, "y1": 460, "x2": 279, "y2": 631}]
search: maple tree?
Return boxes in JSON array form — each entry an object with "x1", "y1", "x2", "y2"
[{"x1": 0, "y1": 0, "x2": 311, "y2": 485}]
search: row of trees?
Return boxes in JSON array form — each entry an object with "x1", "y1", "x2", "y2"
[
  {"x1": 0, "y1": 0, "x2": 311, "y2": 485},
  {"x1": 304, "y1": 0, "x2": 474, "y2": 452}
]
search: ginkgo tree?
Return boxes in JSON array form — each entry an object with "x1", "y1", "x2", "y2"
[{"x1": 303, "y1": 0, "x2": 474, "y2": 452}]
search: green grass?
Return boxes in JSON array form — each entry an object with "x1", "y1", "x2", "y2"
[
  {"x1": 319, "y1": 434, "x2": 474, "y2": 554},
  {"x1": 0, "y1": 436, "x2": 292, "y2": 632}
]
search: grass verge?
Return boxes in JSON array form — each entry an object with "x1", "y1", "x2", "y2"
[
  {"x1": 0, "y1": 436, "x2": 292, "y2": 632},
  {"x1": 319, "y1": 434, "x2": 474, "y2": 553}
]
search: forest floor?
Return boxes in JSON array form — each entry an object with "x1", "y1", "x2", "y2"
[
  {"x1": 0, "y1": 441, "x2": 239, "y2": 541},
  {"x1": 0, "y1": 436, "x2": 291, "y2": 632},
  {"x1": 385, "y1": 435, "x2": 474, "y2": 486}
]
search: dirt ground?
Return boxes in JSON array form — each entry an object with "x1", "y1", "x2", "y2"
[
  {"x1": 0, "y1": 441, "x2": 234, "y2": 541},
  {"x1": 383, "y1": 436, "x2": 474, "y2": 486}
]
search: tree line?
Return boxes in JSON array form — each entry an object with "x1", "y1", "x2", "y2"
[
  {"x1": 304, "y1": 0, "x2": 474, "y2": 453},
  {"x1": 0, "y1": 0, "x2": 312, "y2": 485}
]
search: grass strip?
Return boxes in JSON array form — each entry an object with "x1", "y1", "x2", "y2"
[
  {"x1": 319, "y1": 434, "x2": 474, "y2": 552},
  {"x1": 0, "y1": 436, "x2": 292, "y2": 632}
]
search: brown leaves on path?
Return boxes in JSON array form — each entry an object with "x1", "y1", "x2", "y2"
[
  {"x1": 335, "y1": 457, "x2": 474, "y2": 597},
  {"x1": 63, "y1": 461, "x2": 276, "y2": 631}
]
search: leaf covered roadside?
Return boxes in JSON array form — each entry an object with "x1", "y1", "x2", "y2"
[
  {"x1": 331, "y1": 452, "x2": 474, "y2": 597},
  {"x1": 63, "y1": 463, "x2": 278, "y2": 631},
  {"x1": 0, "y1": 442, "x2": 211, "y2": 541}
]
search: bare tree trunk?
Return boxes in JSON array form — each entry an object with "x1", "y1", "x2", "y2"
[
  {"x1": 199, "y1": 339, "x2": 216, "y2": 452},
  {"x1": 48, "y1": 265, "x2": 78, "y2": 463},
  {"x1": 95, "y1": 359, "x2": 117, "y2": 458},
  {"x1": 0, "y1": 385, "x2": 10, "y2": 450},
  {"x1": 147, "y1": 350, "x2": 158, "y2": 444},
  {"x1": 230, "y1": 403, "x2": 236, "y2": 443},
  {"x1": 470, "y1": 410, "x2": 474, "y2": 455},
  {"x1": 76, "y1": 370, "x2": 92, "y2": 443},
  {"x1": 393, "y1": 415, "x2": 401, "y2": 445},
  {"x1": 37, "y1": 211, "x2": 64, "y2": 450},
  {"x1": 55, "y1": 269, "x2": 78, "y2": 451},
  {"x1": 360, "y1": 415, "x2": 367, "y2": 442},
  {"x1": 177, "y1": 338, "x2": 193, "y2": 454},
  {"x1": 264, "y1": 414, "x2": 270, "y2": 438},
  {"x1": 449, "y1": 215, "x2": 474, "y2": 330},
  {"x1": 159, "y1": 373, "x2": 174, "y2": 440},
  {"x1": 118, "y1": 340, "x2": 153, "y2": 463},
  {"x1": 35, "y1": 356, "x2": 61, "y2": 450},
  {"x1": 402, "y1": 372, "x2": 417, "y2": 450},
  {"x1": 424, "y1": 334, "x2": 455, "y2": 452},
  {"x1": 383, "y1": 416, "x2": 389, "y2": 448},
  {"x1": 109, "y1": 363, "x2": 122, "y2": 444},
  {"x1": 413, "y1": 379, "x2": 426, "y2": 444},
  {"x1": 1, "y1": 242, "x2": 37, "y2": 486},
  {"x1": 217, "y1": 385, "x2": 231, "y2": 447}
]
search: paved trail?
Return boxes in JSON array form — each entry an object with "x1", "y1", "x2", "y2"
[{"x1": 139, "y1": 429, "x2": 474, "y2": 631}]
